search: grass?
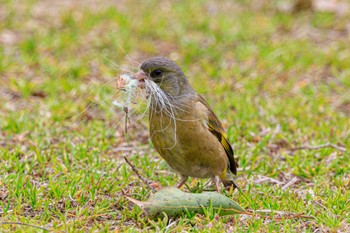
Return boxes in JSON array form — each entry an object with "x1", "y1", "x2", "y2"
[{"x1": 1, "y1": 0, "x2": 350, "y2": 232}]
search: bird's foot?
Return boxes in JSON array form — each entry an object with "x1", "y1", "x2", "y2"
[{"x1": 176, "y1": 176, "x2": 188, "y2": 189}]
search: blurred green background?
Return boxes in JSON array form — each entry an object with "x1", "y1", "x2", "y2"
[{"x1": 0, "y1": 0, "x2": 349, "y2": 232}]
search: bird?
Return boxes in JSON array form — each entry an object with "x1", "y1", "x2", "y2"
[{"x1": 133, "y1": 57, "x2": 238, "y2": 191}]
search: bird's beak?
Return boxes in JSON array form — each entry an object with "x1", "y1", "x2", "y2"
[{"x1": 134, "y1": 70, "x2": 148, "y2": 89}]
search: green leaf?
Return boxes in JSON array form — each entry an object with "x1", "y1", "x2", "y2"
[{"x1": 126, "y1": 187, "x2": 247, "y2": 219}]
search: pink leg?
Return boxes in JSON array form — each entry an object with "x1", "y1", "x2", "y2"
[
  {"x1": 212, "y1": 176, "x2": 221, "y2": 192},
  {"x1": 176, "y1": 176, "x2": 188, "y2": 189}
]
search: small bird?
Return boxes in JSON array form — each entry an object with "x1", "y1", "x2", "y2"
[{"x1": 134, "y1": 57, "x2": 238, "y2": 191}]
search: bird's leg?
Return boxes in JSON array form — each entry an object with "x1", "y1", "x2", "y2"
[
  {"x1": 176, "y1": 176, "x2": 188, "y2": 189},
  {"x1": 212, "y1": 176, "x2": 221, "y2": 192}
]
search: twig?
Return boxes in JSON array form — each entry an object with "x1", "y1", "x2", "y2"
[
  {"x1": 312, "y1": 200, "x2": 327, "y2": 210},
  {"x1": 292, "y1": 143, "x2": 347, "y2": 152},
  {"x1": 254, "y1": 175, "x2": 284, "y2": 185},
  {"x1": 123, "y1": 156, "x2": 156, "y2": 192},
  {"x1": 0, "y1": 222, "x2": 50, "y2": 231},
  {"x1": 282, "y1": 177, "x2": 298, "y2": 191},
  {"x1": 248, "y1": 209, "x2": 314, "y2": 220},
  {"x1": 165, "y1": 219, "x2": 179, "y2": 230},
  {"x1": 124, "y1": 106, "x2": 129, "y2": 134},
  {"x1": 237, "y1": 166, "x2": 251, "y2": 172}
]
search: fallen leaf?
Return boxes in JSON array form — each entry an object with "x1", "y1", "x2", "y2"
[{"x1": 126, "y1": 187, "x2": 247, "y2": 219}]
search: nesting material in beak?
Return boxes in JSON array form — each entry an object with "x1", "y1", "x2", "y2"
[
  {"x1": 134, "y1": 70, "x2": 148, "y2": 89},
  {"x1": 114, "y1": 73, "x2": 140, "y2": 133},
  {"x1": 114, "y1": 74, "x2": 138, "y2": 109}
]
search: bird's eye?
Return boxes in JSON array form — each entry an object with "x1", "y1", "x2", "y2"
[{"x1": 151, "y1": 69, "x2": 162, "y2": 77}]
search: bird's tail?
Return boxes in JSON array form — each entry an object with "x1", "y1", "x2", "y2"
[{"x1": 221, "y1": 178, "x2": 239, "y2": 189}]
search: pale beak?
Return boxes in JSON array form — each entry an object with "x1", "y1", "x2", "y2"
[{"x1": 134, "y1": 70, "x2": 148, "y2": 89}]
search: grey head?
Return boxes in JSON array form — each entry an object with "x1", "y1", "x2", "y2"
[{"x1": 139, "y1": 57, "x2": 194, "y2": 97}]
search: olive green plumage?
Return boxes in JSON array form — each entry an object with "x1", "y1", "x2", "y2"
[{"x1": 135, "y1": 57, "x2": 238, "y2": 191}]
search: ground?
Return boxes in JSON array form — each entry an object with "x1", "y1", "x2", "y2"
[{"x1": 0, "y1": 0, "x2": 349, "y2": 232}]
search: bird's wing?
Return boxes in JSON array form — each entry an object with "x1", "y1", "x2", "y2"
[{"x1": 196, "y1": 94, "x2": 238, "y2": 175}]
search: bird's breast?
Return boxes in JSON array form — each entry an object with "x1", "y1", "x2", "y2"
[{"x1": 149, "y1": 105, "x2": 228, "y2": 178}]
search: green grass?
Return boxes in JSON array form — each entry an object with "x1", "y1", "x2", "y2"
[{"x1": 1, "y1": 0, "x2": 350, "y2": 232}]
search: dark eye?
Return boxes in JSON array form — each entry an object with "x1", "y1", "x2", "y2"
[{"x1": 150, "y1": 69, "x2": 162, "y2": 77}]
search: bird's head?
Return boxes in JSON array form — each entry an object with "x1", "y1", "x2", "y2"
[{"x1": 134, "y1": 57, "x2": 194, "y2": 97}]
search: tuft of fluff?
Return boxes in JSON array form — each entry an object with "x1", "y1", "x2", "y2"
[
  {"x1": 114, "y1": 73, "x2": 195, "y2": 148},
  {"x1": 113, "y1": 74, "x2": 138, "y2": 110}
]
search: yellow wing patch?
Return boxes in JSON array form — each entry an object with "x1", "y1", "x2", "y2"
[
  {"x1": 196, "y1": 94, "x2": 238, "y2": 175},
  {"x1": 208, "y1": 126, "x2": 237, "y2": 175}
]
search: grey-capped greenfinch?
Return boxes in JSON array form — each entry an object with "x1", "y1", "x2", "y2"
[{"x1": 134, "y1": 57, "x2": 238, "y2": 191}]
